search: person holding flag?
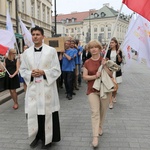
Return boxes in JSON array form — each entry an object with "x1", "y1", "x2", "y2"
[{"x1": 106, "y1": 37, "x2": 122, "y2": 109}]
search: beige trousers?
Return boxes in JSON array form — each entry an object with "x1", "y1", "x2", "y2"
[{"x1": 88, "y1": 92, "x2": 111, "y2": 137}]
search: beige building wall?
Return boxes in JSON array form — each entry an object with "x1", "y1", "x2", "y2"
[
  {"x1": 83, "y1": 17, "x2": 128, "y2": 45},
  {"x1": 55, "y1": 17, "x2": 128, "y2": 46},
  {"x1": 0, "y1": 0, "x2": 53, "y2": 37},
  {"x1": 65, "y1": 24, "x2": 83, "y2": 41}
]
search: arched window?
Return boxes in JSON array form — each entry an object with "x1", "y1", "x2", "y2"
[{"x1": 101, "y1": 27, "x2": 104, "y2": 32}]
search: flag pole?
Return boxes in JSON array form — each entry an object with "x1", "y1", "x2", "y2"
[
  {"x1": 98, "y1": 3, "x2": 124, "y2": 71},
  {"x1": 0, "y1": 61, "x2": 11, "y2": 76},
  {"x1": 104, "y1": 3, "x2": 124, "y2": 59}
]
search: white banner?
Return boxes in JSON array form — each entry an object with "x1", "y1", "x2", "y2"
[
  {"x1": 0, "y1": 29, "x2": 14, "y2": 48},
  {"x1": 121, "y1": 14, "x2": 150, "y2": 67},
  {"x1": 19, "y1": 17, "x2": 33, "y2": 47},
  {"x1": 6, "y1": 9, "x2": 16, "y2": 45}
]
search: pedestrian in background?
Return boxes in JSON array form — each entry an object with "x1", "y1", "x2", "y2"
[
  {"x1": 18, "y1": 45, "x2": 28, "y2": 92},
  {"x1": 83, "y1": 40, "x2": 112, "y2": 148},
  {"x1": 70, "y1": 40, "x2": 79, "y2": 91},
  {"x1": 76, "y1": 40, "x2": 83, "y2": 87},
  {"x1": 4, "y1": 49, "x2": 20, "y2": 109},
  {"x1": 82, "y1": 44, "x2": 91, "y2": 65},
  {"x1": 106, "y1": 37, "x2": 122, "y2": 109},
  {"x1": 100, "y1": 43, "x2": 107, "y2": 58},
  {"x1": 62, "y1": 40, "x2": 75, "y2": 100},
  {"x1": 20, "y1": 26, "x2": 61, "y2": 149}
]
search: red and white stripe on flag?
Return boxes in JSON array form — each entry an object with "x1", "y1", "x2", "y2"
[
  {"x1": 123, "y1": 0, "x2": 150, "y2": 21},
  {"x1": 0, "y1": 44, "x2": 8, "y2": 56}
]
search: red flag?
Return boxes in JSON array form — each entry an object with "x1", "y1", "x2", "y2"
[
  {"x1": 123, "y1": 0, "x2": 150, "y2": 21},
  {"x1": 0, "y1": 44, "x2": 8, "y2": 56}
]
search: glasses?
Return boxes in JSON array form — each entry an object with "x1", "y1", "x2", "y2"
[{"x1": 12, "y1": 53, "x2": 17, "y2": 54}]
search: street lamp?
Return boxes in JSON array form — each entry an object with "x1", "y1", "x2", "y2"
[
  {"x1": 15, "y1": 0, "x2": 19, "y2": 33},
  {"x1": 54, "y1": 0, "x2": 57, "y2": 35},
  {"x1": 88, "y1": 11, "x2": 92, "y2": 41},
  {"x1": 87, "y1": 11, "x2": 94, "y2": 42}
]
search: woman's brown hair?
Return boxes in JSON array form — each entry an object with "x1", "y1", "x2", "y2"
[{"x1": 111, "y1": 37, "x2": 119, "y2": 51}]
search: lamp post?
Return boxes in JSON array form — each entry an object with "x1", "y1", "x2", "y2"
[
  {"x1": 88, "y1": 10, "x2": 93, "y2": 41},
  {"x1": 15, "y1": 0, "x2": 19, "y2": 33},
  {"x1": 54, "y1": 0, "x2": 57, "y2": 35},
  {"x1": 88, "y1": 10, "x2": 91, "y2": 42}
]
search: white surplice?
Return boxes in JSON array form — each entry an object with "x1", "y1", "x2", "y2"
[{"x1": 19, "y1": 43, "x2": 61, "y2": 145}]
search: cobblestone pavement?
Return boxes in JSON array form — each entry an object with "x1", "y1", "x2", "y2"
[{"x1": 0, "y1": 59, "x2": 150, "y2": 150}]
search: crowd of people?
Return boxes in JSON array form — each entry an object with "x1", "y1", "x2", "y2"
[{"x1": 0, "y1": 25, "x2": 124, "y2": 149}]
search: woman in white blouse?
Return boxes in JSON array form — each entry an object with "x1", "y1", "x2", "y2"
[{"x1": 106, "y1": 37, "x2": 122, "y2": 109}]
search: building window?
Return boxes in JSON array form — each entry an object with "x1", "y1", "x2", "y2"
[
  {"x1": 108, "y1": 26, "x2": 111, "y2": 31},
  {"x1": 101, "y1": 27, "x2": 104, "y2": 32},
  {"x1": 117, "y1": 26, "x2": 119, "y2": 31},
  {"x1": 120, "y1": 26, "x2": 121, "y2": 32},
  {"x1": 72, "y1": 18, "x2": 75, "y2": 22},
  {"x1": 47, "y1": 8, "x2": 50, "y2": 23},
  {"x1": 31, "y1": 0, "x2": 34, "y2": 17},
  {"x1": 8, "y1": 1, "x2": 12, "y2": 14},
  {"x1": 94, "y1": 27, "x2": 97, "y2": 32},
  {"x1": 108, "y1": 33, "x2": 111, "y2": 39},
  {"x1": 77, "y1": 28, "x2": 80, "y2": 32},
  {"x1": 94, "y1": 34, "x2": 97, "y2": 39},
  {"x1": 66, "y1": 29, "x2": 68, "y2": 33},
  {"x1": 99, "y1": 33, "x2": 104, "y2": 39},
  {"x1": 42, "y1": 4, "x2": 46, "y2": 22},
  {"x1": 22, "y1": 0, "x2": 25, "y2": 13},
  {"x1": 71, "y1": 28, "x2": 74, "y2": 33},
  {"x1": 66, "y1": 19, "x2": 69, "y2": 23},
  {"x1": 37, "y1": 6, "x2": 40, "y2": 19},
  {"x1": 77, "y1": 34, "x2": 80, "y2": 40}
]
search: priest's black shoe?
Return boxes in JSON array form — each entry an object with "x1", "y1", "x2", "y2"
[
  {"x1": 41, "y1": 143, "x2": 51, "y2": 149},
  {"x1": 68, "y1": 96, "x2": 72, "y2": 100},
  {"x1": 30, "y1": 138, "x2": 39, "y2": 148}
]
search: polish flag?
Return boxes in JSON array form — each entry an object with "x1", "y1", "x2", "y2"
[
  {"x1": 123, "y1": 0, "x2": 150, "y2": 21},
  {"x1": 0, "y1": 44, "x2": 9, "y2": 56}
]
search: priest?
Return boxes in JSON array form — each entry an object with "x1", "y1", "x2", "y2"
[{"x1": 20, "y1": 26, "x2": 61, "y2": 149}]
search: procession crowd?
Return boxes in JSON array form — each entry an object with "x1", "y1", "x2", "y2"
[{"x1": 0, "y1": 26, "x2": 123, "y2": 149}]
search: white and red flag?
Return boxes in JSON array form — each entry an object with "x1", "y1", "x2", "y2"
[
  {"x1": 123, "y1": 0, "x2": 150, "y2": 21},
  {"x1": 19, "y1": 17, "x2": 33, "y2": 47}
]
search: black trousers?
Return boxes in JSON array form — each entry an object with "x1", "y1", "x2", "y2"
[
  {"x1": 63, "y1": 71, "x2": 74, "y2": 97},
  {"x1": 27, "y1": 112, "x2": 61, "y2": 144},
  {"x1": 78, "y1": 64, "x2": 82, "y2": 85}
]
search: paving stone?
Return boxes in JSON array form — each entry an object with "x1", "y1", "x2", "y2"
[{"x1": 0, "y1": 60, "x2": 150, "y2": 150}]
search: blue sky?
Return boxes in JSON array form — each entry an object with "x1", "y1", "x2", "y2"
[{"x1": 52, "y1": 0, "x2": 132, "y2": 15}]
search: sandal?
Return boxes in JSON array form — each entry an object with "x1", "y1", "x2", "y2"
[
  {"x1": 99, "y1": 127, "x2": 103, "y2": 136},
  {"x1": 92, "y1": 137, "x2": 99, "y2": 148},
  {"x1": 109, "y1": 103, "x2": 113, "y2": 109},
  {"x1": 13, "y1": 104, "x2": 19, "y2": 110}
]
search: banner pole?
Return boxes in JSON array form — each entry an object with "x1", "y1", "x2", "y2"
[
  {"x1": 98, "y1": 3, "x2": 124, "y2": 71},
  {"x1": 104, "y1": 3, "x2": 124, "y2": 59},
  {"x1": 0, "y1": 61, "x2": 11, "y2": 76}
]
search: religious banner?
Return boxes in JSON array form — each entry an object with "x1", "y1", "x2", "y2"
[{"x1": 122, "y1": 14, "x2": 150, "y2": 67}]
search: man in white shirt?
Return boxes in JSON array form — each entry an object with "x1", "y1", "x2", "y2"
[{"x1": 20, "y1": 26, "x2": 61, "y2": 149}]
